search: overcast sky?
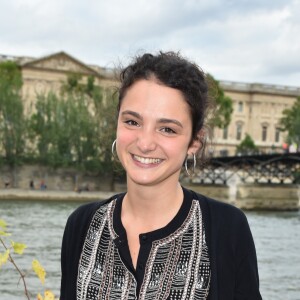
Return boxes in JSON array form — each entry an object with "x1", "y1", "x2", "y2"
[{"x1": 0, "y1": 0, "x2": 299, "y2": 86}]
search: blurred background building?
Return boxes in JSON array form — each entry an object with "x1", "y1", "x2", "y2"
[
  {"x1": 214, "y1": 81, "x2": 300, "y2": 155},
  {"x1": 1, "y1": 51, "x2": 299, "y2": 157}
]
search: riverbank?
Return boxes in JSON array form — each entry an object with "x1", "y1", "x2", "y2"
[
  {"x1": 0, "y1": 188, "x2": 115, "y2": 201},
  {"x1": 1, "y1": 184, "x2": 299, "y2": 210}
]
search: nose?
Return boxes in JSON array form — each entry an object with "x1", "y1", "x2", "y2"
[{"x1": 136, "y1": 129, "x2": 157, "y2": 153}]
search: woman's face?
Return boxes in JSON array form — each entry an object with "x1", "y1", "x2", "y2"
[{"x1": 116, "y1": 79, "x2": 200, "y2": 188}]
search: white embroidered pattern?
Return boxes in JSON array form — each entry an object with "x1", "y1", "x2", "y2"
[{"x1": 77, "y1": 200, "x2": 210, "y2": 300}]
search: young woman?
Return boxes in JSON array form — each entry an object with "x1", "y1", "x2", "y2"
[{"x1": 60, "y1": 52, "x2": 262, "y2": 300}]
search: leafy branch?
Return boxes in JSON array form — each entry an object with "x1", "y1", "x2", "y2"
[{"x1": 0, "y1": 219, "x2": 58, "y2": 300}]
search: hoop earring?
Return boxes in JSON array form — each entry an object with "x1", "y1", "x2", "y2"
[
  {"x1": 185, "y1": 153, "x2": 196, "y2": 176},
  {"x1": 111, "y1": 139, "x2": 117, "y2": 158}
]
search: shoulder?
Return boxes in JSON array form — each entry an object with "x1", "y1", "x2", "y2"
[
  {"x1": 62, "y1": 193, "x2": 124, "y2": 255},
  {"x1": 204, "y1": 194, "x2": 246, "y2": 220},
  {"x1": 65, "y1": 193, "x2": 124, "y2": 233},
  {"x1": 188, "y1": 188, "x2": 250, "y2": 233},
  {"x1": 190, "y1": 189, "x2": 245, "y2": 218},
  {"x1": 189, "y1": 188, "x2": 258, "y2": 254}
]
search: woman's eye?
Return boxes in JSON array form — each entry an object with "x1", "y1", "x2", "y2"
[
  {"x1": 161, "y1": 127, "x2": 176, "y2": 134},
  {"x1": 125, "y1": 120, "x2": 139, "y2": 126}
]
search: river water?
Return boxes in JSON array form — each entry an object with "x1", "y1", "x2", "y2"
[{"x1": 0, "y1": 199, "x2": 299, "y2": 300}]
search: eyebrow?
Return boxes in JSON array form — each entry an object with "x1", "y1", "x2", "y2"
[
  {"x1": 121, "y1": 110, "x2": 183, "y2": 128},
  {"x1": 158, "y1": 118, "x2": 183, "y2": 128},
  {"x1": 121, "y1": 110, "x2": 142, "y2": 120}
]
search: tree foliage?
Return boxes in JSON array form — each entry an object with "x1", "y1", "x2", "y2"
[
  {"x1": 280, "y1": 96, "x2": 300, "y2": 146},
  {"x1": 0, "y1": 61, "x2": 26, "y2": 167},
  {"x1": 236, "y1": 133, "x2": 259, "y2": 155},
  {"x1": 29, "y1": 74, "x2": 119, "y2": 179},
  {"x1": 206, "y1": 74, "x2": 233, "y2": 129},
  {"x1": 29, "y1": 91, "x2": 99, "y2": 169},
  {"x1": 62, "y1": 74, "x2": 119, "y2": 175}
]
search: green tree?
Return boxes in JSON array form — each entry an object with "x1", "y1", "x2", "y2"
[
  {"x1": 29, "y1": 92, "x2": 59, "y2": 165},
  {"x1": 207, "y1": 74, "x2": 233, "y2": 129},
  {"x1": 92, "y1": 85, "x2": 120, "y2": 189},
  {"x1": 280, "y1": 96, "x2": 300, "y2": 147},
  {"x1": 29, "y1": 91, "x2": 98, "y2": 169},
  {"x1": 0, "y1": 61, "x2": 27, "y2": 185},
  {"x1": 30, "y1": 74, "x2": 120, "y2": 189},
  {"x1": 62, "y1": 75, "x2": 120, "y2": 181},
  {"x1": 63, "y1": 74, "x2": 120, "y2": 188},
  {"x1": 236, "y1": 133, "x2": 259, "y2": 155}
]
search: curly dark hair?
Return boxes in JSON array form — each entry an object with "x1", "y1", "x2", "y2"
[{"x1": 118, "y1": 52, "x2": 210, "y2": 145}]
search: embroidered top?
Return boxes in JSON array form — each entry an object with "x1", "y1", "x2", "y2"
[{"x1": 77, "y1": 192, "x2": 211, "y2": 300}]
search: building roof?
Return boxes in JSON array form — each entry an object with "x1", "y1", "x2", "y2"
[
  {"x1": 0, "y1": 51, "x2": 115, "y2": 79},
  {"x1": 220, "y1": 80, "x2": 300, "y2": 97},
  {"x1": 0, "y1": 52, "x2": 299, "y2": 95}
]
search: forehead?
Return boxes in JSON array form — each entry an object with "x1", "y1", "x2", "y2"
[{"x1": 119, "y1": 79, "x2": 191, "y2": 119}]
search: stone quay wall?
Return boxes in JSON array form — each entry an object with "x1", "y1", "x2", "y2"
[
  {"x1": 184, "y1": 184, "x2": 300, "y2": 211},
  {"x1": 235, "y1": 184, "x2": 299, "y2": 211},
  {"x1": 0, "y1": 165, "x2": 299, "y2": 210},
  {"x1": 0, "y1": 164, "x2": 123, "y2": 192}
]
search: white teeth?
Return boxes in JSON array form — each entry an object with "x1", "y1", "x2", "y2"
[{"x1": 133, "y1": 155, "x2": 162, "y2": 164}]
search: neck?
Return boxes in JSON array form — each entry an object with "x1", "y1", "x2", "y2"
[{"x1": 122, "y1": 178, "x2": 184, "y2": 231}]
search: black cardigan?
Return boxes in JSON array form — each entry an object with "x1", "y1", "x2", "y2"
[{"x1": 60, "y1": 189, "x2": 262, "y2": 300}]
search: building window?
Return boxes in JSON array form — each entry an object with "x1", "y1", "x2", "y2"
[
  {"x1": 275, "y1": 127, "x2": 280, "y2": 143},
  {"x1": 237, "y1": 101, "x2": 243, "y2": 112},
  {"x1": 262, "y1": 125, "x2": 268, "y2": 141},
  {"x1": 223, "y1": 127, "x2": 228, "y2": 140},
  {"x1": 236, "y1": 123, "x2": 243, "y2": 140}
]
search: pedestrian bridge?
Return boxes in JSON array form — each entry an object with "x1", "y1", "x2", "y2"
[{"x1": 190, "y1": 153, "x2": 300, "y2": 185}]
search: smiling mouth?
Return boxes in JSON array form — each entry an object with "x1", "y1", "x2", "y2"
[{"x1": 132, "y1": 154, "x2": 163, "y2": 165}]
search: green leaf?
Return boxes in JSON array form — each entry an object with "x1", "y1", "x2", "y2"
[{"x1": 11, "y1": 241, "x2": 27, "y2": 255}]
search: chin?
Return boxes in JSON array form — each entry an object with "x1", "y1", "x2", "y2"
[
  {"x1": 128, "y1": 174, "x2": 158, "y2": 187},
  {"x1": 127, "y1": 169, "x2": 181, "y2": 188}
]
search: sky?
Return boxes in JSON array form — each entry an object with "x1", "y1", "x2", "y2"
[{"x1": 0, "y1": 0, "x2": 299, "y2": 87}]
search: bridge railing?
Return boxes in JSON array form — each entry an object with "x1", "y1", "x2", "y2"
[{"x1": 184, "y1": 153, "x2": 300, "y2": 185}]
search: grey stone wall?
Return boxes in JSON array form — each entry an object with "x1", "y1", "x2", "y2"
[
  {"x1": 184, "y1": 183, "x2": 299, "y2": 211},
  {"x1": 0, "y1": 164, "x2": 121, "y2": 192},
  {"x1": 236, "y1": 184, "x2": 299, "y2": 211}
]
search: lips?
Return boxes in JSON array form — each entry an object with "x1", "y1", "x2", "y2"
[{"x1": 132, "y1": 154, "x2": 163, "y2": 165}]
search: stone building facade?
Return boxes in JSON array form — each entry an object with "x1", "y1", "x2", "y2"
[
  {"x1": 214, "y1": 81, "x2": 300, "y2": 156},
  {"x1": 0, "y1": 51, "x2": 117, "y2": 113},
  {"x1": 1, "y1": 51, "x2": 299, "y2": 157}
]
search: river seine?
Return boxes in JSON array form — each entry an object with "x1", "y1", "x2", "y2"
[{"x1": 0, "y1": 199, "x2": 299, "y2": 300}]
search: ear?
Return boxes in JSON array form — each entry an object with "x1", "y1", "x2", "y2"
[{"x1": 187, "y1": 130, "x2": 205, "y2": 155}]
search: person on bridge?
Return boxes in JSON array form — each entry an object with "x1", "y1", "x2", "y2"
[{"x1": 60, "y1": 51, "x2": 262, "y2": 300}]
